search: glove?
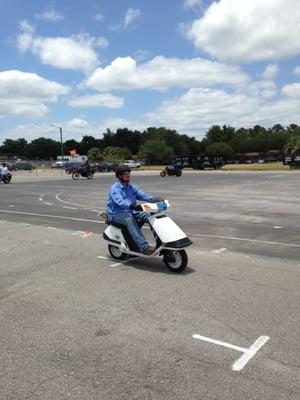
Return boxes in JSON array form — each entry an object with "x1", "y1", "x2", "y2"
[
  {"x1": 129, "y1": 203, "x2": 143, "y2": 211},
  {"x1": 151, "y1": 196, "x2": 164, "y2": 203}
]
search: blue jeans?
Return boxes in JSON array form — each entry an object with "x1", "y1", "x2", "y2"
[{"x1": 110, "y1": 211, "x2": 150, "y2": 252}]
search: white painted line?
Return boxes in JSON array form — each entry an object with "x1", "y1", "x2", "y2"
[
  {"x1": 232, "y1": 336, "x2": 270, "y2": 371},
  {"x1": 110, "y1": 258, "x2": 133, "y2": 267},
  {"x1": 44, "y1": 202, "x2": 53, "y2": 206},
  {"x1": 273, "y1": 226, "x2": 282, "y2": 229},
  {"x1": 47, "y1": 227, "x2": 57, "y2": 230},
  {"x1": 97, "y1": 256, "x2": 110, "y2": 260},
  {"x1": 9, "y1": 205, "x2": 15, "y2": 207},
  {"x1": 0, "y1": 209, "x2": 104, "y2": 224},
  {"x1": 188, "y1": 233, "x2": 300, "y2": 248},
  {"x1": 63, "y1": 206, "x2": 77, "y2": 210},
  {"x1": 212, "y1": 247, "x2": 227, "y2": 254},
  {"x1": 193, "y1": 334, "x2": 247, "y2": 353},
  {"x1": 193, "y1": 334, "x2": 269, "y2": 371},
  {"x1": 110, "y1": 262, "x2": 123, "y2": 267}
]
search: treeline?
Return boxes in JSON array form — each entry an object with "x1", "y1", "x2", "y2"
[{"x1": 1, "y1": 124, "x2": 300, "y2": 163}]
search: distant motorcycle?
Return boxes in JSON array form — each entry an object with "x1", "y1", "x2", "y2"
[
  {"x1": 0, "y1": 173, "x2": 12, "y2": 184},
  {"x1": 72, "y1": 170, "x2": 94, "y2": 180},
  {"x1": 160, "y1": 166, "x2": 182, "y2": 177}
]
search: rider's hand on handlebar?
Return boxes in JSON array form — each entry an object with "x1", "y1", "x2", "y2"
[{"x1": 129, "y1": 203, "x2": 143, "y2": 211}]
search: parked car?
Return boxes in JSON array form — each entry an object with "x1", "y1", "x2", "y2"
[
  {"x1": 96, "y1": 162, "x2": 118, "y2": 172},
  {"x1": 123, "y1": 160, "x2": 141, "y2": 168},
  {"x1": 15, "y1": 161, "x2": 33, "y2": 170}
]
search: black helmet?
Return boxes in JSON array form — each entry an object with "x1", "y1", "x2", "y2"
[{"x1": 115, "y1": 164, "x2": 131, "y2": 178}]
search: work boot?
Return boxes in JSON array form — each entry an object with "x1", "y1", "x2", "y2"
[{"x1": 142, "y1": 245, "x2": 156, "y2": 255}]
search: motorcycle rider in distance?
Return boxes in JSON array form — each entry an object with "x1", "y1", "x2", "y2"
[
  {"x1": 0, "y1": 162, "x2": 8, "y2": 181},
  {"x1": 107, "y1": 164, "x2": 163, "y2": 255}
]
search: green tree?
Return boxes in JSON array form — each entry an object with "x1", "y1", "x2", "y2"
[
  {"x1": 284, "y1": 134, "x2": 300, "y2": 154},
  {"x1": 206, "y1": 142, "x2": 233, "y2": 159},
  {"x1": 139, "y1": 139, "x2": 174, "y2": 164},
  {"x1": 80, "y1": 135, "x2": 100, "y2": 154},
  {"x1": 0, "y1": 138, "x2": 28, "y2": 157},
  {"x1": 25, "y1": 138, "x2": 60, "y2": 159},
  {"x1": 64, "y1": 139, "x2": 82, "y2": 155},
  {"x1": 88, "y1": 147, "x2": 103, "y2": 162},
  {"x1": 101, "y1": 146, "x2": 131, "y2": 163}
]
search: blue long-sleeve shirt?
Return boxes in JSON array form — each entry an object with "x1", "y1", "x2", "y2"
[{"x1": 107, "y1": 180, "x2": 152, "y2": 219}]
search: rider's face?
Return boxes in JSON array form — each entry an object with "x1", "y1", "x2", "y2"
[{"x1": 120, "y1": 172, "x2": 130, "y2": 183}]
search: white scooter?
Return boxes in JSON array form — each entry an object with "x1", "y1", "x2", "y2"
[{"x1": 102, "y1": 200, "x2": 192, "y2": 273}]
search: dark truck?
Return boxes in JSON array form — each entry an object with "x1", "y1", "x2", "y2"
[
  {"x1": 175, "y1": 155, "x2": 225, "y2": 170},
  {"x1": 283, "y1": 154, "x2": 300, "y2": 169}
]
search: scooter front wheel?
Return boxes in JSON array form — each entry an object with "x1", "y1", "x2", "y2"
[
  {"x1": 108, "y1": 245, "x2": 127, "y2": 260},
  {"x1": 163, "y1": 249, "x2": 187, "y2": 273},
  {"x1": 160, "y1": 170, "x2": 167, "y2": 177}
]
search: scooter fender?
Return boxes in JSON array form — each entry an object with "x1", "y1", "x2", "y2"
[{"x1": 149, "y1": 214, "x2": 187, "y2": 243}]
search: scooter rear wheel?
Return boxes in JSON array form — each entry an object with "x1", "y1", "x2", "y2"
[
  {"x1": 163, "y1": 249, "x2": 187, "y2": 273},
  {"x1": 108, "y1": 245, "x2": 127, "y2": 260}
]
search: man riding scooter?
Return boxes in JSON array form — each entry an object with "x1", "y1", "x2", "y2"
[{"x1": 107, "y1": 164, "x2": 163, "y2": 255}]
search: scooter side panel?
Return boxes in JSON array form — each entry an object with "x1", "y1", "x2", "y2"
[
  {"x1": 103, "y1": 225, "x2": 126, "y2": 244},
  {"x1": 149, "y1": 215, "x2": 187, "y2": 243}
]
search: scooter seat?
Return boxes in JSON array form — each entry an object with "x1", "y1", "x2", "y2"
[{"x1": 109, "y1": 221, "x2": 127, "y2": 229}]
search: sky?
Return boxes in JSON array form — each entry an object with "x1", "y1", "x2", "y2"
[{"x1": 1, "y1": 0, "x2": 300, "y2": 144}]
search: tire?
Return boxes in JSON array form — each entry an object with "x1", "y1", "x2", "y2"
[
  {"x1": 176, "y1": 170, "x2": 182, "y2": 177},
  {"x1": 3, "y1": 176, "x2": 11, "y2": 184},
  {"x1": 160, "y1": 170, "x2": 167, "y2": 177},
  {"x1": 163, "y1": 249, "x2": 188, "y2": 273},
  {"x1": 87, "y1": 172, "x2": 94, "y2": 179},
  {"x1": 72, "y1": 172, "x2": 79, "y2": 180},
  {"x1": 108, "y1": 245, "x2": 127, "y2": 260}
]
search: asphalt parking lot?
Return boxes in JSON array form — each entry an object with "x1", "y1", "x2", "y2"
[{"x1": 0, "y1": 170, "x2": 299, "y2": 399}]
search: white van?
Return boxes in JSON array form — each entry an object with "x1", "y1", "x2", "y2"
[{"x1": 56, "y1": 155, "x2": 88, "y2": 167}]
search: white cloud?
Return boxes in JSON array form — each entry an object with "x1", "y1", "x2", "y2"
[
  {"x1": 17, "y1": 24, "x2": 107, "y2": 73},
  {"x1": 0, "y1": 70, "x2": 69, "y2": 118},
  {"x1": 110, "y1": 8, "x2": 141, "y2": 31},
  {"x1": 86, "y1": 56, "x2": 249, "y2": 91},
  {"x1": 18, "y1": 20, "x2": 34, "y2": 33},
  {"x1": 68, "y1": 93, "x2": 124, "y2": 109},
  {"x1": 144, "y1": 87, "x2": 300, "y2": 135},
  {"x1": 282, "y1": 83, "x2": 300, "y2": 98},
  {"x1": 94, "y1": 13, "x2": 104, "y2": 22},
  {"x1": 124, "y1": 8, "x2": 141, "y2": 28},
  {"x1": 186, "y1": 0, "x2": 300, "y2": 63},
  {"x1": 246, "y1": 80, "x2": 277, "y2": 99},
  {"x1": 183, "y1": 0, "x2": 203, "y2": 10},
  {"x1": 262, "y1": 64, "x2": 278, "y2": 80},
  {"x1": 1, "y1": 120, "x2": 93, "y2": 144},
  {"x1": 294, "y1": 66, "x2": 300, "y2": 76},
  {"x1": 67, "y1": 118, "x2": 90, "y2": 129},
  {"x1": 35, "y1": 6, "x2": 64, "y2": 22}
]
